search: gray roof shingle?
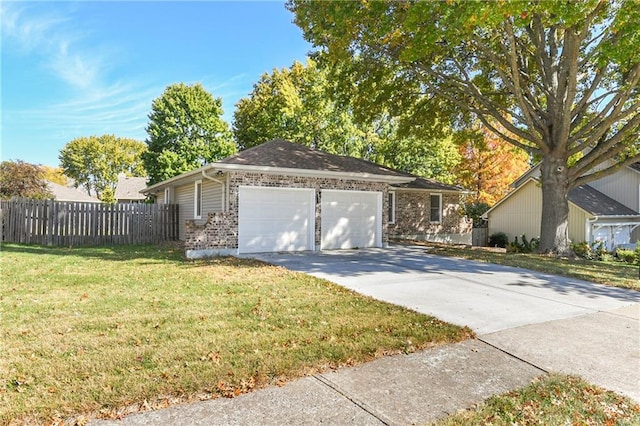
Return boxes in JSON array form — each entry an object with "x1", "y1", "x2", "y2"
[
  {"x1": 115, "y1": 176, "x2": 148, "y2": 200},
  {"x1": 219, "y1": 139, "x2": 464, "y2": 191},
  {"x1": 219, "y1": 139, "x2": 408, "y2": 178},
  {"x1": 569, "y1": 184, "x2": 638, "y2": 216}
]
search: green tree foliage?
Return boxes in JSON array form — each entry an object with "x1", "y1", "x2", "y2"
[
  {"x1": 59, "y1": 135, "x2": 146, "y2": 202},
  {"x1": 289, "y1": 0, "x2": 640, "y2": 255},
  {"x1": 0, "y1": 160, "x2": 53, "y2": 200},
  {"x1": 234, "y1": 59, "x2": 370, "y2": 157},
  {"x1": 144, "y1": 83, "x2": 236, "y2": 185},
  {"x1": 234, "y1": 59, "x2": 460, "y2": 182}
]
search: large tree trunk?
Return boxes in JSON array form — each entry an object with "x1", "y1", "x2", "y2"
[{"x1": 538, "y1": 156, "x2": 571, "y2": 256}]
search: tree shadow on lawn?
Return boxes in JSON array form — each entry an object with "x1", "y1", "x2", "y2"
[
  {"x1": 248, "y1": 245, "x2": 640, "y2": 303},
  {"x1": 0, "y1": 243, "x2": 266, "y2": 270}
]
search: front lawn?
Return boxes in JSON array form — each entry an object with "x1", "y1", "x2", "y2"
[
  {"x1": 403, "y1": 241, "x2": 640, "y2": 291},
  {"x1": 433, "y1": 374, "x2": 640, "y2": 425},
  {"x1": 0, "y1": 244, "x2": 471, "y2": 424}
]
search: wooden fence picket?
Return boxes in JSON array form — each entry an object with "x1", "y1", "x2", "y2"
[{"x1": 0, "y1": 199, "x2": 178, "y2": 247}]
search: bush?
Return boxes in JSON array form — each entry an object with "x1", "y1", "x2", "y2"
[
  {"x1": 615, "y1": 248, "x2": 637, "y2": 264},
  {"x1": 507, "y1": 234, "x2": 540, "y2": 254},
  {"x1": 571, "y1": 241, "x2": 613, "y2": 262},
  {"x1": 489, "y1": 232, "x2": 508, "y2": 248}
]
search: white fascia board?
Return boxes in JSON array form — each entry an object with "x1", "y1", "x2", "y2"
[
  {"x1": 393, "y1": 187, "x2": 467, "y2": 194},
  {"x1": 142, "y1": 164, "x2": 215, "y2": 194},
  {"x1": 213, "y1": 163, "x2": 414, "y2": 183}
]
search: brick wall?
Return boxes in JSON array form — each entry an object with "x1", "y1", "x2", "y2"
[
  {"x1": 389, "y1": 190, "x2": 472, "y2": 242},
  {"x1": 184, "y1": 172, "x2": 389, "y2": 254}
]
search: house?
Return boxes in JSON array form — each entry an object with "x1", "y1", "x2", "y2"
[
  {"x1": 483, "y1": 163, "x2": 640, "y2": 250},
  {"x1": 46, "y1": 181, "x2": 101, "y2": 203},
  {"x1": 142, "y1": 139, "x2": 471, "y2": 258},
  {"x1": 114, "y1": 175, "x2": 148, "y2": 203}
]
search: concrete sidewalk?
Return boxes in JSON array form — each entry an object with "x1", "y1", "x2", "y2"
[{"x1": 94, "y1": 304, "x2": 639, "y2": 425}]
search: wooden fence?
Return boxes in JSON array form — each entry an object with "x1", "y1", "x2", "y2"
[{"x1": 1, "y1": 199, "x2": 179, "y2": 246}]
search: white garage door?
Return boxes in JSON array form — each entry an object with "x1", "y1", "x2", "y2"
[
  {"x1": 321, "y1": 190, "x2": 382, "y2": 250},
  {"x1": 238, "y1": 186, "x2": 315, "y2": 253}
]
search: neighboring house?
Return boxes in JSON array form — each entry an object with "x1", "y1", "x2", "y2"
[
  {"x1": 114, "y1": 175, "x2": 148, "y2": 203},
  {"x1": 46, "y1": 181, "x2": 101, "y2": 203},
  {"x1": 142, "y1": 139, "x2": 471, "y2": 258},
  {"x1": 483, "y1": 163, "x2": 640, "y2": 250}
]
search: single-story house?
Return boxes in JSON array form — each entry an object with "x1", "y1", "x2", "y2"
[
  {"x1": 142, "y1": 139, "x2": 471, "y2": 258},
  {"x1": 46, "y1": 181, "x2": 101, "y2": 203},
  {"x1": 483, "y1": 163, "x2": 640, "y2": 250},
  {"x1": 115, "y1": 175, "x2": 148, "y2": 203}
]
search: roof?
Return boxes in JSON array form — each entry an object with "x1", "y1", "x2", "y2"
[
  {"x1": 46, "y1": 181, "x2": 101, "y2": 203},
  {"x1": 219, "y1": 139, "x2": 408, "y2": 178},
  {"x1": 391, "y1": 176, "x2": 467, "y2": 192},
  {"x1": 114, "y1": 176, "x2": 148, "y2": 200},
  {"x1": 568, "y1": 184, "x2": 638, "y2": 216},
  {"x1": 143, "y1": 139, "x2": 467, "y2": 194},
  {"x1": 630, "y1": 163, "x2": 640, "y2": 173}
]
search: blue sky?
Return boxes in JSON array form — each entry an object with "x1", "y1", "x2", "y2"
[{"x1": 1, "y1": 1, "x2": 312, "y2": 167}]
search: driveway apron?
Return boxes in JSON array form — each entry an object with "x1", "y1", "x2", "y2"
[
  {"x1": 248, "y1": 245, "x2": 638, "y2": 334},
  {"x1": 249, "y1": 245, "x2": 640, "y2": 402}
]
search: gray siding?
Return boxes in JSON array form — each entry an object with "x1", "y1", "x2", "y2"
[{"x1": 589, "y1": 167, "x2": 640, "y2": 213}]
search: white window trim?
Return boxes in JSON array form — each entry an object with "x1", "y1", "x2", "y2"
[
  {"x1": 388, "y1": 191, "x2": 396, "y2": 224},
  {"x1": 194, "y1": 180, "x2": 202, "y2": 219},
  {"x1": 164, "y1": 187, "x2": 171, "y2": 204},
  {"x1": 430, "y1": 193, "x2": 442, "y2": 223}
]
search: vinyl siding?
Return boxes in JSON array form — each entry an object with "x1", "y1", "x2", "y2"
[
  {"x1": 174, "y1": 179, "x2": 224, "y2": 240},
  {"x1": 568, "y1": 205, "x2": 589, "y2": 243},
  {"x1": 589, "y1": 167, "x2": 640, "y2": 212},
  {"x1": 488, "y1": 180, "x2": 542, "y2": 243},
  {"x1": 488, "y1": 179, "x2": 592, "y2": 244}
]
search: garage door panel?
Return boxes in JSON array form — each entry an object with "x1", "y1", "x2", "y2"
[
  {"x1": 321, "y1": 190, "x2": 382, "y2": 250},
  {"x1": 239, "y1": 187, "x2": 314, "y2": 253}
]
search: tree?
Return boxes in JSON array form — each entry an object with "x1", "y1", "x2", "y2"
[
  {"x1": 289, "y1": 0, "x2": 640, "y2": 255},
  {"x1": 454, "y1": 123, "x2": 530, "y2": 206},
  {"x1": 40, "y1": 165, "x2": 67, "y2": 186},
  {"x1": 59, "y1": 135, "x2": 146, "y2": 202},
  {"x1": 0, "y1": 160, "x2": 52, "y2": 200},
  {"x1": 234, "y1": 59, "x2": 371, "y2": 157},
  {"x1": 234, "y1": 59, "x2": 460, "y2": 182},
  {"x1": 144, "y1": 83, "x2": 236, "y2": 185}
]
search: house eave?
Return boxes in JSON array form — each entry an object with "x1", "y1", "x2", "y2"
[
  {"x1": 391, "y1": 187, "x2": 467, "y2": 194},
  {"x1": 142, "y1": 163, "x2": 414, "y2": 194}
]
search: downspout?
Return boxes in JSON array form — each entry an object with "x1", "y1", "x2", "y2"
[
  {"x1": 586, "y1": 216, "x2": 598, "y2": 246},
  {"x1": 201, "y1": 170, "x2": 227, "y2": 212}
]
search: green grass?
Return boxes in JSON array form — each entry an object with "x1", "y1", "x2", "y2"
[
  {"x1": 0, "y1": 243, "x2": 472, "y2": 424},
  {"x1": 403, "y1": 241, "x2": 640, "y2": 291},
  {"x1": 432, "y1": 374, "x2": 640, "y2": 425}
]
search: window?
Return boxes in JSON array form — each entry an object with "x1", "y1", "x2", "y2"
[
  {"x1": 194, "y1": 180, "x2": 202, "y2": 219},
  {"x1": 388, "y1": 191, "x2": 396, "y2": 224},
  {"x1": 430, "y1": 194, "x2": 442, "y2": 223}
]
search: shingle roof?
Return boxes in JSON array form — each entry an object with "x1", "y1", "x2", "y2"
[
  {"x1": 219, "y1": 139, "x2": 408, "y2": 178},
  {"x1": 391, "y1": 176, "x2": 466, "y2": 192},
  {"x1": 630, "y1": 163, "x2": 640, "y2": 173},
  {"x1": 47, "y1": 181, "x2": 101, "y2": 203},
  {"x1": 114, "y1": 176, "x2": 148, "y2": 200},
  {"x1": 569, "y1": 184, "x2": 638, "y2": 216}
]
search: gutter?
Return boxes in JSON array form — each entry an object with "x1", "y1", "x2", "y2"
[{"x1": 201, "y1": 170, "x2": 228, "y2": 212}]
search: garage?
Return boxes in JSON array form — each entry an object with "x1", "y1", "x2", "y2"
[
  {"x1": 238, "y1": 186, "x2": 315, "y2": 253},
  {"x1": 321, "y1": 190, "x2": 382, "y2": 250}
]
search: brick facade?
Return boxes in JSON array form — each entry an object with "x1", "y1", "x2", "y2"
[
  {"x1": 389, "y1": 190, "x2": 472, "y2": 243},
  {"x1": 185, "y1": 172, "x2": 389, "y2": 255}
]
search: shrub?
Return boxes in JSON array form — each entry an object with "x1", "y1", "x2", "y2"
[
  {"x1": 489, "y1": 232, "x2": 508, "y2": 248},
  {"x1": 507, "y1": 234, "x2": 540, "y2": 254},
  {"x1": 615, "y1": 248, "x2": 637, "y2": 264},
  {"x1": 571, "y1": 241, "x2": 611, "y2": 261}
]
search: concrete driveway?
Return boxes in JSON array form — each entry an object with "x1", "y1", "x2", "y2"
[
  {"x1": 248, "y1": 244, "x2": 639, "y2": 334},
  {"x1": 249, "y1": 244, "x2": 640, "y2": 401}
]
